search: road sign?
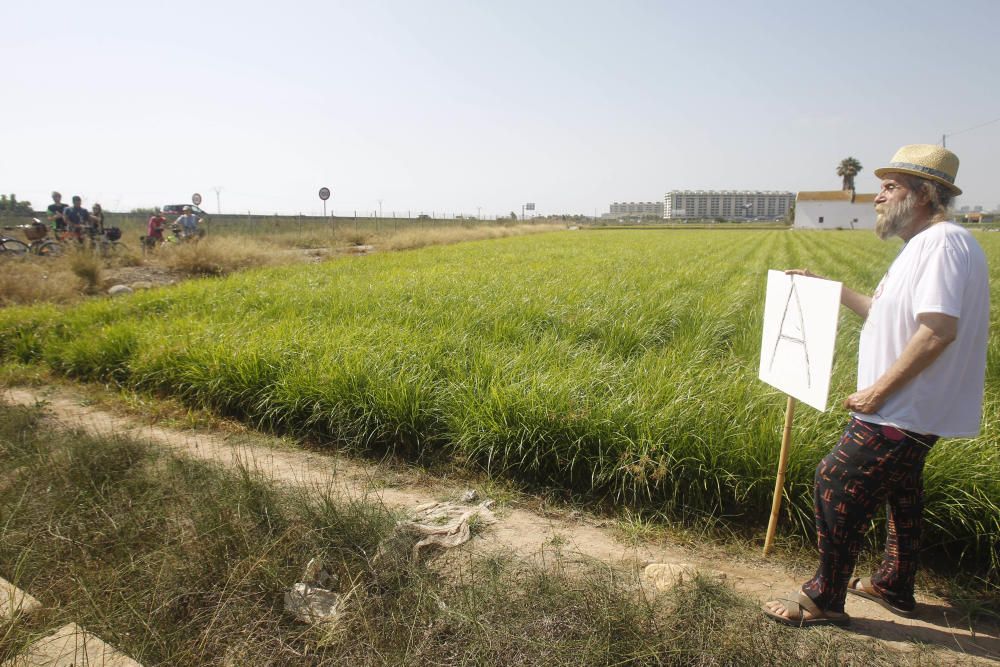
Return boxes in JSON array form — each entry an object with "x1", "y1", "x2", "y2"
[
  {"x1": 318, "y1": 187, "x2": 331, "y2": 201},
  {"x1": 192, "y1": 193, "x2": 202, "y2": 206},
  {"x1": 525, "y1": 202, "x2": 535, "y2": 211}
]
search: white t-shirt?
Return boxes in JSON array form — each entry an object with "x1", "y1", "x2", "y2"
[{"x1": 855, "y1": 221, "x2": 989, "y2": 437}]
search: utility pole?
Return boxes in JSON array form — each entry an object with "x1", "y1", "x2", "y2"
[{"x1": 212, "y1": 186, "x2": 223, "y2": 214}]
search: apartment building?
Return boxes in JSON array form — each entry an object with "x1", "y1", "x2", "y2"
[
  {"x1": 663, "y1": 190, "x2": 794, "y2": 220},
  {"x1": 609, "y1": 201, "x2": 665, "y2": 217}
]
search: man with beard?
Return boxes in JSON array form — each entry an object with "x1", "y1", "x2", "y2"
[{"x1": 763, "y1": 144, "x2": 989, "y2": 627}]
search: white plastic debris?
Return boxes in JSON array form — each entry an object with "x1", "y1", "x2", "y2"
[
  {"x1": 399, "y1": 500, "x2": 497, "y2": 559},
  {"x1": 284, "y1": 556, "x2": 343, "y2": 624},
  {"x1": 284, "y1": 583, "x2": 342, "y2": 624}
]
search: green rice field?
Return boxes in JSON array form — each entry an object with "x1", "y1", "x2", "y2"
[{"x1": 2, "y1": 229, "x2": 997, "y2": 573}]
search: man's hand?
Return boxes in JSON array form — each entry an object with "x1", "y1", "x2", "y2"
[
  {"x1": 784, "y1": 268, "x2": 823, "y2": 280},
  {"x1": 844, "y1": 385, "x2": 886, "y2": 414},
  {"x1": 785, "y1": 268, "x2": 872, "y2": 319},
  {"x1": 844, "y1": 314, "x2": 958, "y2": 415}
]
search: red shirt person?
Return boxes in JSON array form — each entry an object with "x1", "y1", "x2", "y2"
[{"x1": 147, "y1": 211, "x2": 166, "y2": 241}]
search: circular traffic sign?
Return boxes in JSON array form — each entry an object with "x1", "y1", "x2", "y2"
[
  {"x1": 192, "y1": 192, "x2": 203, "y2": 206},
  {"x1": 318, "y1": 187, "x2": 331, "y2": 201}
]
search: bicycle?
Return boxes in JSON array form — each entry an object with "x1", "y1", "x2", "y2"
[
  {"x1": 0, "y1": 231, "x2": 29, "y2": 255},
  {"x1": 0, "y1": 220, "x2": 62, "y2": 256},
  {"x1": 86, "y1": 226, "x2": 128, "y2": 257},
  {"x1": 170, "y1": 222, "x2": 205, "y2": 243}
]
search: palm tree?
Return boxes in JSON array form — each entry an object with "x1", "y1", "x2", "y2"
[{"x1": 837, "y1": 157, "x2": 863, "y2": 191}]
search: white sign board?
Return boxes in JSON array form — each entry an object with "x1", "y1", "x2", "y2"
[{"x1": 758, "y1": 270, "x2": 841, "y2": 411}]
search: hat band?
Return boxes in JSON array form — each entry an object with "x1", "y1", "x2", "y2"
[{"x1": 886, "y1": 161, "x2": 955, "y2": 184}]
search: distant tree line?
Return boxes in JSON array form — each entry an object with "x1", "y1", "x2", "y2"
[{"x1": 0, "y1": 194, "x2": 34, "y2": 215}]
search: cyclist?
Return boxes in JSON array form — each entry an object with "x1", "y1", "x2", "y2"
[
  {"x1": 174, "y1": 206, "x2": 200, "y2": 240},
  {"x1": 63, "y1": 195, "x2": 89, "y2": 243},
  {"x1": 47, "y1": 191, "x2": 67, "y2": 231},
  {"x1": 147, "y1": 209, "x2": 166, "y2": 247}
]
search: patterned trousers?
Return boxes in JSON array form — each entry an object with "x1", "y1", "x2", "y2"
[{"x1": 801, "y1": 417, "x2": 937, "y2": 613}]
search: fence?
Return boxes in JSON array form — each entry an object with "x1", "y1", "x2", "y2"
[
  {"x1": 116, "y1": 212, "x2": 535, "y2": 236},
  {"x1": 1, "y1": 210, "x2": 578, "y2": 244}
]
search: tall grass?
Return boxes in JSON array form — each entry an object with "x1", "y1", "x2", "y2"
[
  {"x1": 1, "y1": 222, "x2": 562, "y2": 308},
  {"x1": 104, "y1": 211, "x2": 539, "y2": 247},
  {"x1": 0, "y1": 229, "x2": 997, "y2": 576},
  {"x1": 68, "y1": 250, "x2": 103, "y2": 293},
  {"x1": 158, "y1": 236, "x2": 278, "y2": 276},
  {"x1": 0, "y1": 245, "x2": 139, "y2": 307},
  {"x1": 0, "y1": 256, "x2": 81, "y2": 306}
]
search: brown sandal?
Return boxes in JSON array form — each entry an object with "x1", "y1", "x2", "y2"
[
  {"x1": 847, "y1": 577, "x2": 919, "y2": 618},
  {"x1": 762, "y1": 591, "x2": 851, "y2": 627}
]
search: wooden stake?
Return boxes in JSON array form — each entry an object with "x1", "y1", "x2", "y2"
[{"x1": 763, "y1": 395, "x2": 796, "y2": 557}]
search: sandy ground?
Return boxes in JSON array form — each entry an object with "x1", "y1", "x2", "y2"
[{"x1": 3, "y1": 385, "x2": 997, "y2": 664}]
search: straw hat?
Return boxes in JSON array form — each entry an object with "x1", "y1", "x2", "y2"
[{"x1": 874, "y1": 144, "x2": 962, "y2": 195}]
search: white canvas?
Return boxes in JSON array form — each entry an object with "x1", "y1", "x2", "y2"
[{"x1": 758, "y1": 270, "x2": 842, "y2": 411}]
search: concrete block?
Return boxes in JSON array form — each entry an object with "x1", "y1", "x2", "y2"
[
  {"x1": 8, "y1": 623, "x2": 143, "y2": 667},
  {"x1": 0, "y1": 577, "x2": 41, "y2": 620}
]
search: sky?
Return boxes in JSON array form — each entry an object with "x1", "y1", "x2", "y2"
[{"x1": 2, "y1": 0, "x2": 999, "y2": 218}]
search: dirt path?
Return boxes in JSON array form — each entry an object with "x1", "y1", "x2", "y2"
[{"x1": 4, "y1": 386, "x2": 997, "y2": 664}]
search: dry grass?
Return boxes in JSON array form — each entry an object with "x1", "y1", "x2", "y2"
[
  {"x1": 0, "y1": 256, "x2": 81, "y2": 306},
  {"x1": 1, "y1": 224, "x2": 567, "y2": 309},
  {"x1": 0, "y1": 246, "x2": 137, "y2": 306},
  {"x1": 259, "y1": 223, "x2": 563, "y2": 252},
  {"x1": 260, "y1": 231, "x2": 339, "y2": 249},
  {"x1": 378, "y1": 223, "x2": 562, "y2": 251},
  {"x1": 0, "y1": 403, "x2": 917, "y2": 666},
  {"x1": 158, "y1": 236, "x2": 278, "y2": 276},
  {"x1": 68, "y1": 250, "x2": 103, "y2": 294},
  {"x1": 335, "y1": 229, "x2": 375, "y2": 247}
]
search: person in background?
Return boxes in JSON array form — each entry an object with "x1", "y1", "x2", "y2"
[
  {"x1": 90, "y1": 203, "x2": 105, "y2": 235},
  {"x1": 174, "y1": 205, "x2": 200, "y2": 239},
  {"x1": 763, "y1": 145, "x2": 989, "y2": 627},
  {"x1": 62, "y1": 195, "x2": 90, "y2": 243},
  {"x1": 47, "y1": 191, "x2": 67, "y2": 231},
  {"x1": 147, "y1": 208, "x2": 166, "y2": 246}
]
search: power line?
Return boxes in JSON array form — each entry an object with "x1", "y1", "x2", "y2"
[{"x1": 942, "y1": 114, "x2": 1000, "y2": 147}]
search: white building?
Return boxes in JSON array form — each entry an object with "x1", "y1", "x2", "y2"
[
  {"x1": 794, "y1": 191, "x2": 876, "y2": 230},
  {"x1": 609, "y1": 201, "x2": 664, "y2": 217},
  {"x1": 663, "y1": 190, "x2": 794, "y2": 220}
]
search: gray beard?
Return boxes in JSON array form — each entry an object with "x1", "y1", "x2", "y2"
[{"x1": 874, "y1": 194, "x2": 918, "y2": 240}]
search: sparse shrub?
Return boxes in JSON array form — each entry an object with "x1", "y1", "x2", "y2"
[
  {"x1": 0, "y1": 256, "x2": 79, "y2": 306},
  {"x1": 160, "y1": 237, "x2": 275, "y2": 276},
  {"x1": 337, "y1": 229, "x2": 373, "y2": 246},
  {"x1": 69, "y1": 250, "x2": 103, "y2": 294},
  {"x1": 379, "y1": 223, "x2": 561, "y2": 251},
  {"x1": 109, "y1": 248, "x2": 144, "y2": 267}
]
